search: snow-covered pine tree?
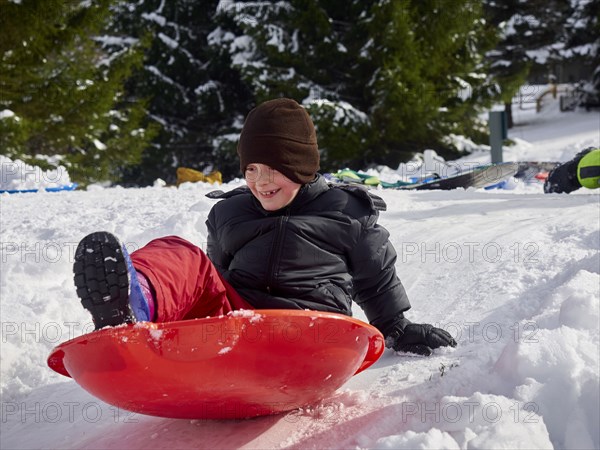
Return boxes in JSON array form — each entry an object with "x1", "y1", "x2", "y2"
[
  {"x1": 561, "y1": 0, "x2": 599, "y2": 107},
  {"x1": 354, "y1": 0, "x2": 496, "y2": 167},
  {"x1": 108, "y1": 0, "x2": 253, "y2": 185},
  {"x1": 484, "y1": 0, "x2": 574, "y2": 127},
  {"x1": 211, "y1": 0, "x2": 374, "y2": 171},
  {"x1": 0, "y1": 0, "x2": 155, "y2": 184},
  {"x1": 562, "y1": 0, "x2": 599, "y2": 60},
  {"x1": 217, "y1": 0, "x2": 496, "y2": 173}
]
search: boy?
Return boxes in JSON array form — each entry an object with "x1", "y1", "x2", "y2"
[{"x1": 74, "y1": 98, "x2": 456, "y2": 356}]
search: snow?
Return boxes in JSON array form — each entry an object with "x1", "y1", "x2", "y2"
[
  {"x1": 141, "y1": 12, "x2": 167, "y2": 27},
  {"x1": 303, "y1": 98, "x2": 370, "y2": 127},
  {"x1": 227, "y1": 310, "x2": 263, "y2": 323},
  {"x1": 0, "y1": 109, "x2": 16, "y2": 120},
  {"x1": 0, "y1": 155, "x2": 72, "y2": 191},
  {"x1": 452, "y1": 97, "x2": 599, "y2": 167},
  {"x1": 157, "y1": 32, "x2": 178, "y2": 50},
  {"x1": 230, "y1": 35, "x2": 260, "y2": 68},
  {"x1": 92, "y1": 139, "x2": 107, "y2": 151},
  {"x1": 0, "y1": 96, "x2": 599, "y2": 449}
]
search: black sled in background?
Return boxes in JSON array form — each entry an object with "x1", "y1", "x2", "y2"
[{"x1": 395, "y1": 162, "x2": 520, "y2": 191}]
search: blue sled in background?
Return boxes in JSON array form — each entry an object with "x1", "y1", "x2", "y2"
[{"x1": 0, "y1": 183, "x2": 78, "y2": 194}]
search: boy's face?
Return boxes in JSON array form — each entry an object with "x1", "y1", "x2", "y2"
[{"x1": 245, "y1": 163, "x2": 302, "y2": 211}]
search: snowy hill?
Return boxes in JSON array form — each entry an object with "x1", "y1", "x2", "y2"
[{"x1": 1, "y1": 102, "x2": 598, "y2": 449}]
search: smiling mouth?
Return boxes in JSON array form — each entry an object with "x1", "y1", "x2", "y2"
[{"x1": 259, "y1": 189, "x2": 279, "y2": 197}]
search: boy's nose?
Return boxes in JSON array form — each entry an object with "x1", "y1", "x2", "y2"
[{"x1": 256, "y1": 167, "x2": 274, "y2": 183}]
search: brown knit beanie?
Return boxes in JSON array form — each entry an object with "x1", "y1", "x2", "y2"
[{"x1": 238, "y1": 98, "x2": 320, "y2": 184}]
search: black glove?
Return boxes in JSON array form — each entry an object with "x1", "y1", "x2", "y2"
[{"x1": 386, "y1": 322, "x2": 457, "y2": 356}]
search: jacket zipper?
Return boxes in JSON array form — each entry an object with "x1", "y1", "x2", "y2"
[{"x1": 266, "y1": 212, "x2": 289, "y2": 294}]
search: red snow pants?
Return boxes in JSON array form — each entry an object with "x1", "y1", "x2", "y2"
[{"x1": 129, "y1": 236, "x2": 253, "y2": 322}]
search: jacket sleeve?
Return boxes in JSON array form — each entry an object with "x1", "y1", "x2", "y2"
[{"x1": 348, "y1": 213, "x2": 411, "y2": 335}]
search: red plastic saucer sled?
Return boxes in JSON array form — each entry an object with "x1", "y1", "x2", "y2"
[{"x1": 47, "y1": 310, "x2": 384, "y2": 419}]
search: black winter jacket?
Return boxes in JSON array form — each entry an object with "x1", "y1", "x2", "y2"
[{"x1": 205, "y1": 174, "x2": 411, "y2": 334}]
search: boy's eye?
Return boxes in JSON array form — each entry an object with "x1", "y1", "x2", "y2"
[
  {"x1": 244, "y1": 166, "x2": 258, "y2": 180},
  {"x1": 245, "y1": 165, "x2": 276, "y2": 182}
]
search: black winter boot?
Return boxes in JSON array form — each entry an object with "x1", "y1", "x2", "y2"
[{"x1": 73, "y1": 231, "x2": 151, "y2": 329}]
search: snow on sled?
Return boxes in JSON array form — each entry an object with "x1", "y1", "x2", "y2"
[{"x1": 47, "y1": 309, "x2": 384, "y2": 420}]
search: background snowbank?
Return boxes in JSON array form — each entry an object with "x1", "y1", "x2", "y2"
[{"x1": 0, "y1": 155, "x2": 72, "y2": 192}]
